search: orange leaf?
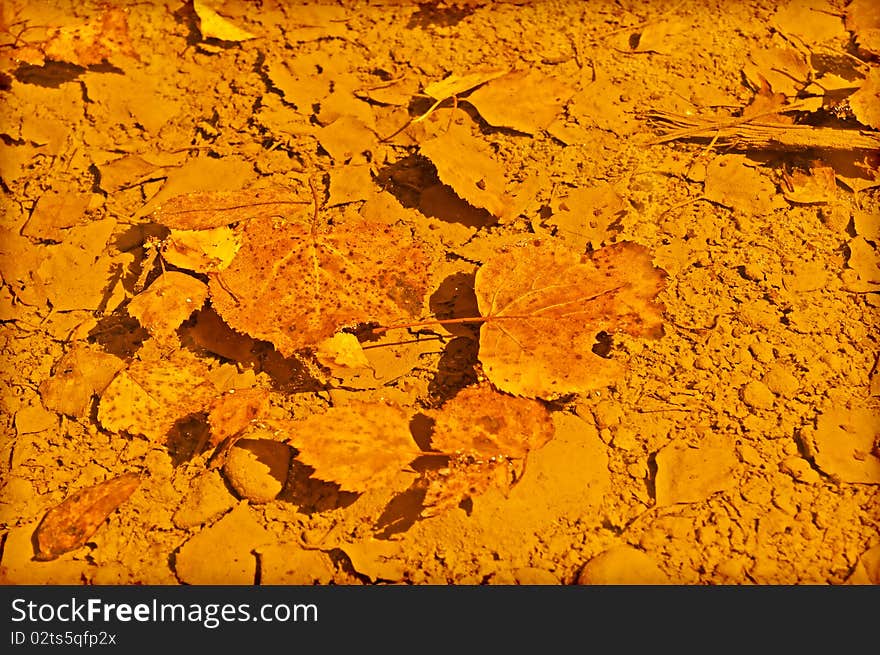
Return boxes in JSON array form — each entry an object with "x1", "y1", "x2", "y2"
[
  {"x1": 475, "y1": 239, "x2": 666, "y2": 398},
  {"x1": 207, "y1": 388, "x2": 270, "y2": 446},
  {"x1": 419, "y1": 122, "x2": 510, "y2": 217},
  {"x1": 34, "y1": 473, "x2": 140, "y2": 561},
  {"x1": 98, "y1": 346, "x2": 218, "y2": 441},
  {"x1": 151, "y1": 186, "x2": 308, "y2": 231},
  {"x1": 285, "y1": 401, "x2": 421, "y2": 493},
  {"x1": 421, "y1": 383, "x2": 554, "y2": 516},
  {"x1": 127, "y1": 271, "x2": 208, "y2": 342},
  {"x1": 209, "y1": 210, "x2": 431, "y2": 357}
]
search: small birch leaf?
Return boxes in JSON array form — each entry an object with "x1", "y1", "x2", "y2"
[
  {"x1": 34, "y1": 473, "x2": 140, "y2": 561},
  {"x1": 127, "y1": 271, "x2": 208, "y2": 342},
  {"x1": 285, "y1": 401, "x2": 421, "y2": 493},
  {"x1": 475, "y1": 239, "x2": 666, "y2": 398},
  {"x1": 98, "y1": 347, "x2": 218, "y2": 440},
  {"x1": 419, "y1": 123, "x2": 510, "y2": 217},
  {"x1": 421, "y1": 383, "x2": 555, "y2": 516}
]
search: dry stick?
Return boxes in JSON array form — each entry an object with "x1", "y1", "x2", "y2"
[{"x1": 646, "y1": 107, "x2": 880, "y2": 151}]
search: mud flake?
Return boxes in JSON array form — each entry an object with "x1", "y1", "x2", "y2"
[
  {"x1": 222, "y1": 437, "x2": 292, "y2": 503},
  {"x1": 327, "y1": 164, "x2": 374, "y2": 206},
  {"x1": 548, "y1": 182, "x2": 625, "y2": 250},
  {"x1": 172, "y1": 471, "x2": 236, "y2": 529},
  {"x1": 772, "y1": 0, "x2": 848, "y2": 46},
  {"x1": 577, "y1": 546, "x2": 669, "y2": 584},
  {"x1": 316, "y1": 115, "x2": 376, "y2": 163},
  {"x1": 704, "y1": 155, "x2": 777, "y2": 214},
  {"x1": 654, "y1": 439, "x2": 739, "y2": 506},
  {"x1": 22, "y1": 189, "x2": 91, "y2": 241},
  {"x1": 846, "y1": 0, "x2": 880, "y2": 56},
  {"x1": 808, "y1": 407, "x2": 880, "y2": 484},
  {"x1": 174, "y1": 503, "x2": 271, "y2": 585}
]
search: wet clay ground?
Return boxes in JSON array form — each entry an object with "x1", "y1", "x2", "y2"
[{"x1": 1, "y1": 0, "x2": 879, "y2": 585}]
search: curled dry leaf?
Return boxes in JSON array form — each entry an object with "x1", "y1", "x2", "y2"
[
  {"x1": 126, "y1": 271, "x2": 208, "y2": 342},
  {"x1": 34, "y1": 473, "x2": 140, "y2": 561},
  {"x1": 98, "y1": 347, "x2": 218, "y2": 441},
  {"x1": 284, "y1": 401, "x2": 421, "y2": 493},
  {"x1": 475, "y1": 239, "x2": 666, "y2": 398},
  {"x1": 422, "y1": 383, "x2": 555, "y2": 516},
  {"x1": 209, "y1": 211, "x2": 431, "y2": 357}
]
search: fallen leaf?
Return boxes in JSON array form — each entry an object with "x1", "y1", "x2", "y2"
[
  {"x1": 474, "y1": 239, "x2": 666, "y2": 398},
  {"x1": 209, "y1": 209, "x2": 431, "y2": 357},
  {"x1": 846, "y1": 0, "x2": 880, "y2": 56},
  {"x1": 207, "y1": 388, "x2": 270, "y2": 446},
  {"x1": 193, "y1": 0, "x2": 257, "y2": 42},
  {"x1": 355, "y1": 76, "x2": 420, "y2": 106},
  {"x1": 126, "y1": 271, "x2": 208, "y2": 342},
  {"x1": 743, "y1": 45, "x2": 811, "y2": 97},
  {"x1": 419, "y1": 122, "x2": 510, "y2": 217},
  {"x1": 772, "y1": 0, "x2": 848, "y2": 45},
  {"x1": 466, "y1": 70, "x2": 573, "y2": 134},
  {"x1": 152, "y1": 186, "x2": 307, "y2": 230},
  {"x1": 22, "y1": 190, "x2": 91, "y2": 241},
  {"x1": 315, "y1": 332, "x2": 373, "y2": 374},
  {"x1": 39, "y1": 7, "x2": 137, "y2": 67},
  {"x1": 849, "y1": 68, "x2": 880, "y2": 130},
  {"x1": 422, "y1": 383, "x2": 554, "y2": 515},
  {"x1": 34, "y1": 473, "x2": 140, "y2": 561},
  {"x1": 429, "y1": 383, "x2": 554, "y2": 458},
  {"x1": 284, "y1": 401, "x2": 421, "y2": 492},
  {"x1": 98, "y1": 346, "x2": 218, "y2": 441},
  {"x1": 39, "y1": 345, "x2": 125, "y2": 418},
  {"x1": 162, "y1": 226, "x2": 240, "y2": 273},
  {"x1": 423, "y1": 67, "x2": 508, "y2": 101}
]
